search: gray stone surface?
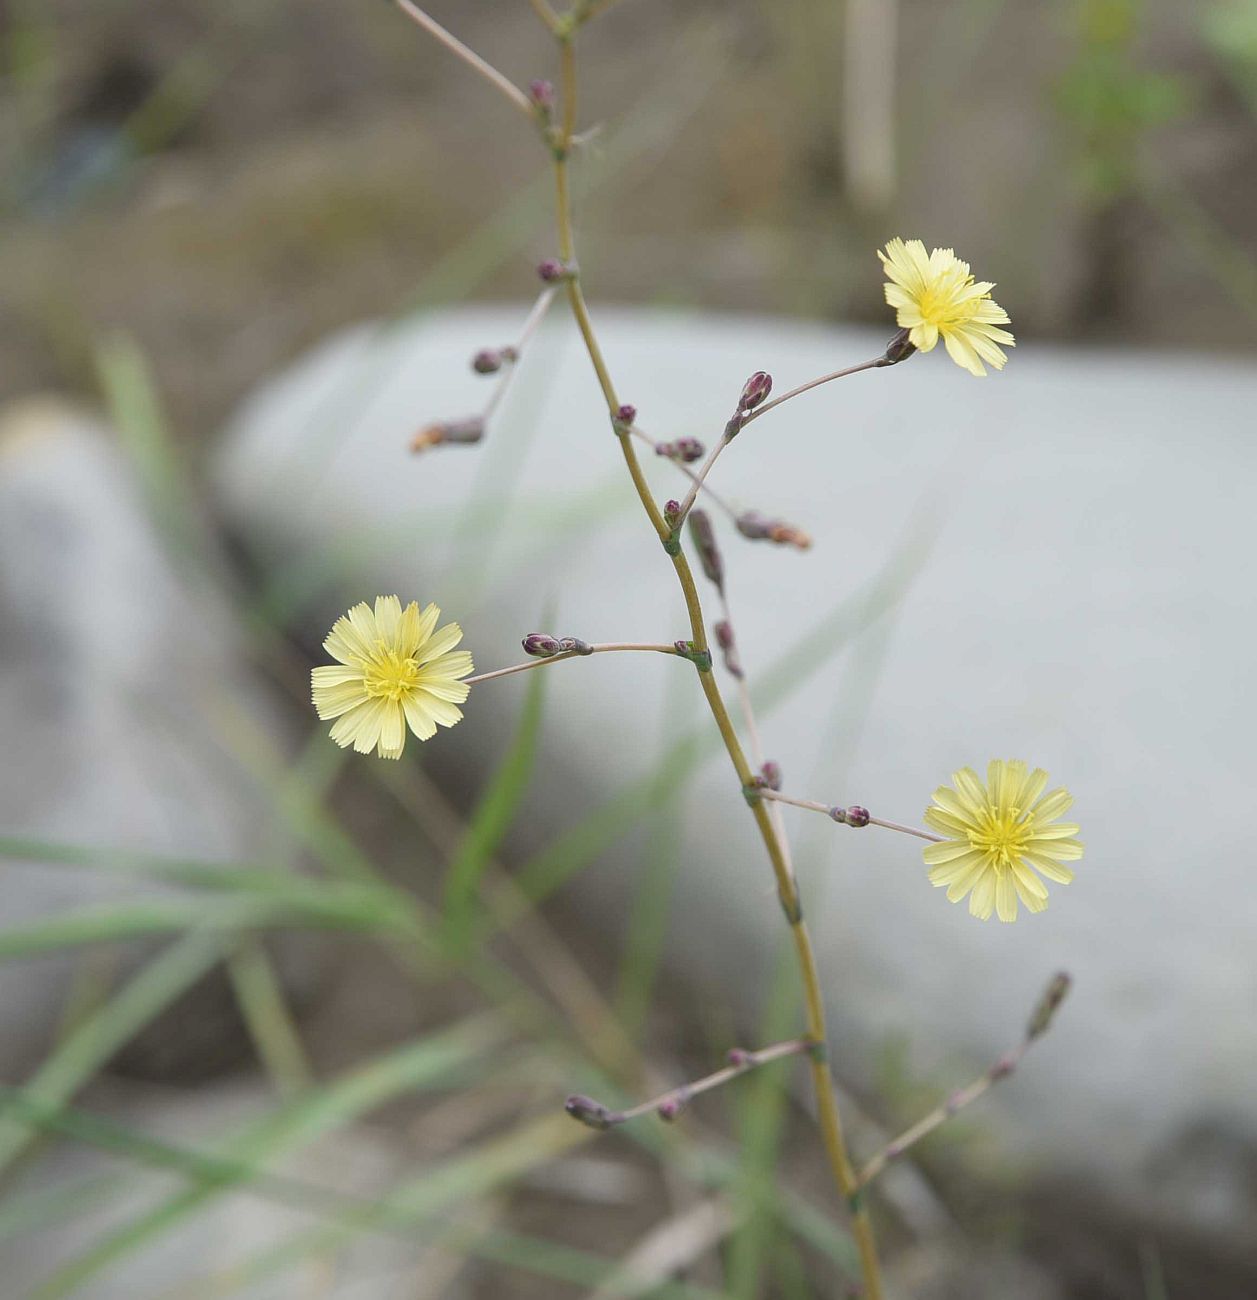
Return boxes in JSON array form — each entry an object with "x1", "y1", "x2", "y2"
[
  {"x1": 213, "y1": 305, "x2": 1257, "y2": 1226},
  {"x1": 0, "y1": 398, "x2": 316, "y2": 1078}
]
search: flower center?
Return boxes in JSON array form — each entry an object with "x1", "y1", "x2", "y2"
[
  {"x1": 969, "y1": 809, "x2": 1029, "y2": 871},
  {"x1": 918, "y1": 279, "x2": 978, "y2": 329},
  {"x1": 362, "y1": 644, "x2": 421, "y2": 702}
]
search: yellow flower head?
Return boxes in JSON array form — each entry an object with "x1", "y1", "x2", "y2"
[
  {"x1": 878, "y1": 238, "x2": 1015, "y2": 377},
  {"x1": 923, "y1": 760, "x2": 1082, "y2": 922},
  {"x1": 311, "y1": 596, "x2": 473, "y2": 760}
]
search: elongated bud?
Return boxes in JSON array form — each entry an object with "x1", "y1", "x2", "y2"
[
  {"x1": 557, "y1": 636, "x2": 594, "y2": 656},
  {"x1": 410, "y1": 416, "x2": 484, "y2": 453},
  {"x1": 879, "y1": 326, "x2": 916, "y2": 367},
  {"x1": 738, "y1": 370, "x2": 773, "y2": 411},
  {"x1": 735, "y1": 511, "x2": 812, "y2": 550},
  {"x1": 687, "y1": 509, "x2": 724, "y2": 590},
  {"x1": 565, "y1": 1094, "x2": 614, "y2": 1130},
  {"x1": 1027, "y1": 972, "x2": 1071, "y2": 1040},
  {"x1": 522, "y1": 632, "x2": 562, "y2": 658}
]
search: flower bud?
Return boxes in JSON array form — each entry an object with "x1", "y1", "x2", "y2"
[
  {"x1": 472, "y1": 348, "x2": 502, "y2": 374},
  {"x1": 1027, "y1": 972, "x2": 1071, "y2": 1040},
  {"x1": 760, "y1": 760, "x2": 782, "y2": 791},
  {"x1": 687, "y1": 509, "x2": 724, "y2": 590},
  {"x1": 537, "y1": 257, "x2": 572, "y2": 283},
  {"x1": 674, "y1": 436, "x2": 705, "y2": 463},
  {"x1": 737, "y1": 370, "x2": 773, "y2": 411},
  {"x1": 880, "y1": 326, "x2": 917, "y2": 367},
  {"x1": 557, "y1": 636, "x2": 594, "y2": 656},
  {"x1": 663, "y1": 499, "x2": 682, "y2": 527},
  {"x1": 522, "y1": 632, "x2": 562, "y2": 658},
  {"x1": 656, "y1": 1096, "x2": 683, "y2": 1122},
  {"x1": 529, "y1": 79, "x2": 556, "y2": 112},
  {"x1": 565, "y1": 1094, "x2": 614, "y2": 1130},
  {"x1": 616, "y1": 403, "x2": 637, "y2": 425},
  {"x1": 726, "y1": 1047, "x2": 751, "y2": 1068},
  {"x1": 409, "y1": 416, "x2": 484, "y2": 454},
  {"x1": 845, "y1": 805, "x2": 870, "y2": 828}
]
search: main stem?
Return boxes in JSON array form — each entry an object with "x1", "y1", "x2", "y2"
[{"x1": 549, "y1": 30, "x2": 884, "y2": 1297}]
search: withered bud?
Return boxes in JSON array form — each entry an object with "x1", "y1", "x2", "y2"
[
  {"x1": 529, "y1": 78, "x2": 556, "y2": 112},
  {"x1": 760, "y1": 760, "x2": 782, "y2": 791},
  {"x1": 713, "y1": 619, "x2": 742, "y2": 678},
  {"x1": 713, "y1": 620, "x2": 735, "y2": 652},
  {"x1": 687, "y1": 509, "x2": 724, "y2": 589},
  {"x1": 1027, "y1": 972, "x2": 1072, "y2": 1041},
  {"x1": 879, "y1": 326, "x2": 917, "y2": 367},
  {"x1": 410, "y1": 416, "x2": 484, "y2": 454},
  {"x1": 565, "y1": 1094, "x2": 614, "y2": 1130},
  {"x1": 522, "y1": 632, "x2": 562, "y2": 658},
  {"x1": 737, "y1": 370, "x2": 773, "y2": 412},
  {"x1": 734, "y1": 511, "x2": 812, "y2": 550}
]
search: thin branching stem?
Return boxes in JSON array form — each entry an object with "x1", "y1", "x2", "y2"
[
  {"x1": 740, "y1": 357, "x2": 885, "y2": 427},
  {"x1": 567, "y1": 1038, "x2": 812, "y2": 1129},
  {"x1": 759, "y1": 789, "x2": 944, "y2": 843},
  {"x1": 482, "y1": 286, "x2": 558, "y2": 422},
  {"x1": 466, "y1": 643, "x2": 680, "y2": 685},
  {"x1": 393, "y1": 0, "x2": 534, "y2": 117},
  {"x1": 628, "y1": 426, "x2": 740, "y2": 524},
  {"x1": 547, "y1": 29, "x2": 885, "y2": 1299},
  {"x1": 856, "y1": 973, "x2": 1071, "y2": 1187}
]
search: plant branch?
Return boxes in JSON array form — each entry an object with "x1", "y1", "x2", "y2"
[
  {"x1": 482, "y1": 286, "x2": 558, "y2": 422},
  {"x1": 393, "y1": 0, "x2": 534, "y2": 117},
  {"x1": 739, "y1": 357, "x2": 886, "y2": 427},
  {"x1": 856, "y1": 973, "x2": 1072, "y2": 1187},
  {"x1": 628, "y1": 426, "x2": 740, "y2": 524},
  {"x1": 758, "y1": 789, "x2": 944, "y2": 842},
  {"x1": 566, "y1": 1038, "x2": 813, "y2": 1129},
  {"x1": 466, "y1": 643, "x2": 681, "y2": 685}
]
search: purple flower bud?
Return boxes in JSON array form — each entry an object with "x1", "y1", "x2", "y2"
[
  {"x1": 617, "y1": 403, "x2": 637, "y2": 425},
  {"x1": 737, "y1": 370, "x2": 773, "y2": 412},
  {"x1": 989, "y1": 1051, "x2": 1018, "y2": 1081},
  {"x1": 760, "y1": 760, "x2": 782, "y2": 791},
  {"x1": 565, "y1": 1094, "x2": 614, "y2": 1130},
  {"x1": 727, "y1": 1047, "x2": 751, "y2": 1068},
  {"x1": 663, "y1": 499, "x2": 682, "y2": 526},
  {"x1": 674, "y1": 436, "x2": 705, "y2": 463},
  {"x1": 656, "y1": 1097, "x2": 682, "y2": 1122},
  {"x1": 472, "y1": 348, "x2": 502, "y2": 375},
  {"x1": 674, "y1": 639, "x2": 691, "y2": 656},
  {"x1": 522, "y1": 632, "x2": 561, "y2": 658},
  {"x1": 537, "y1": 257, "x2": 568, "y2": 283},
  {"x1": 529, "y1": 79, "x2": 556, "y2": 111},
  {"x1": 714, "y1": 620, "x2": 735, "y2": 651},
  {"x1": 845, "y1": 805, "x2": 870, "y2": 828}
]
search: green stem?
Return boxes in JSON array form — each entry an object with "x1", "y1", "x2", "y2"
[{"x1": 548, "y1": 29, "x2": 884, "y2": 1300}]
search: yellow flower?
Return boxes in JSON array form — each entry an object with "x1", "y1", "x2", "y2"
[
  {"x1": 878, "y1": 238, "x2": 1015, "y2": 377},
  {"x1": 311, "y1": 596, "x2": 473, "y2": 759},
  {"x1": 923, "y1": 760, "x2": 1082, "y2": 922}
]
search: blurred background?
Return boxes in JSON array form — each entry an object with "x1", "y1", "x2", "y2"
[{"x1": 2, "y1": 1, "x2": 1256, "y2": 1297}]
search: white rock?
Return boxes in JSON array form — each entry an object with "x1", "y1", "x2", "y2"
[
  {"x1": 213, "y1": 305, "x2": 1257, "y2": 1224},
  {"x1": 0, "y1": 398, "x2": 315, "y2": 1076}
]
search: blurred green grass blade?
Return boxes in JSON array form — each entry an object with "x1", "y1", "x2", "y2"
[
  {"x1": 30, "y1": 1015, "x2": 505, "y2": 1299},
  {"x1": 226, "y1": 939, "x2": 311, "y2": 1096},
  {"x1": 0, "y1": 838, "x2": 420, "y2": 935},
  {"x1": 180, "y1": 1113, "x2": 587, "y2": 1297},
  {"x1": 728, "y1": 947, "x2": 799, "y2": 1300},
  {"x1": 0, "y1": 930, "x2": 226, "y2": 1177},
  {"x1": 443, "y1": 667, "x2": 547, "y2": 954},
  {"x1": 0, "y1": 897, "x2": 333, "y2": 959},
  {"x1": 462, "y1": 1227, "x2": 728, "y2": 1299},
  {"x1": 614, "y1": 666, "x2": 695, "y2": 1039},
  {"x1": 94, "y1": 331, "x2": 201, "y2": 562},
  {"x1": 772, "y1": 1230, "x2": 817, "y2": 1300}
]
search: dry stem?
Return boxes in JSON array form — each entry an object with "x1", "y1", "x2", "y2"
[{"x1": 466, "y1": 643, "x2": 681, "y2": 685}]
